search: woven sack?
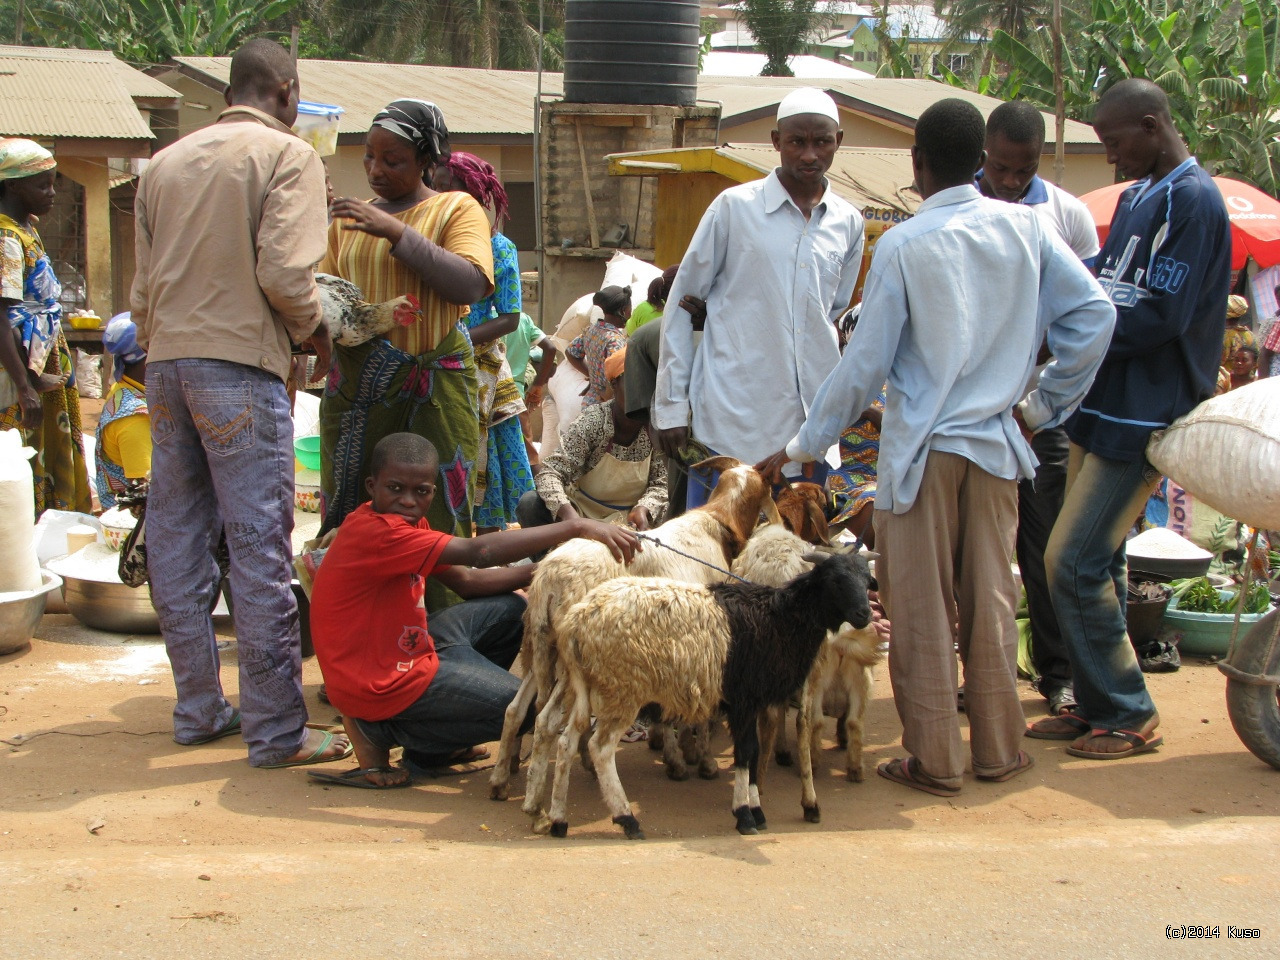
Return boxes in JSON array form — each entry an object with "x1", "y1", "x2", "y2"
[{"x1": 1146, "y1": 377, "x2": 1280, "y2": 529}]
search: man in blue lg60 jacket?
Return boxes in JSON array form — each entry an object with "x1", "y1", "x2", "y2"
[{"x1": 1025, "y1": 79, "x2": 1232, "y2": 757}]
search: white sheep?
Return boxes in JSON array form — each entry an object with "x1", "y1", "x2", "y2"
[
  {"x1": 539, "y1": 552, "x2": 875, "y2": 838},
  {"x1": 489, "y1": 456, "x2": 781, "y2": 807},
  {"x1": 733, "y1": 525, "x2": 882, "y2": 823}
]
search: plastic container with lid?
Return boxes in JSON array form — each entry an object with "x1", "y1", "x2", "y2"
[{"x1": 293, "y1": 101, "x2": 344, "y2": 157}]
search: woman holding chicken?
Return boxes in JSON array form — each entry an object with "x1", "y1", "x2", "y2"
[{"x1": 319, "y1": 99, "x2": 494, "y2": 610}]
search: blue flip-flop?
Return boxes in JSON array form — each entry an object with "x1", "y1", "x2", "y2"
[{"x1": 175, "y1": 708, "x2": 241, "y2": 746}]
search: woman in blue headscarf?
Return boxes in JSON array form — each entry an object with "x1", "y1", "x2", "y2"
[
  {"x1": 95, "y1": 314, "x2": 150, "y2": 508},
  {"x1": 0, "y1": 137, "x2": 91, "y2": 515}
]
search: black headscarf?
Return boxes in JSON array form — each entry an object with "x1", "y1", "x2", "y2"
[{"x1": 371, "y1": 98, "x2": 451, "y2": 166}]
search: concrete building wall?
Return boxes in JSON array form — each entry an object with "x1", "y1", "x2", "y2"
[{"x1": 538, "y1": 101, "x2": 720, "y2": 329}]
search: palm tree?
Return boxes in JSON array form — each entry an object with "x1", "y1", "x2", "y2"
[{"x1": 310, "y1": 0, "x2": 562, "y2": 68}]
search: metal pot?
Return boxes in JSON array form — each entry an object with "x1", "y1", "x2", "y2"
[
  {"x1": 0, "y1": 571, "x2": 63, "y2": 655},
  {"x1": 61, "y1": 575, "x2": 161, "y2": 635}
]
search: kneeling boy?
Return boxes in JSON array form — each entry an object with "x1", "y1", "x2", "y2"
[{"x1": 310, "y1": 432, "x2": 639, "y2": 788}]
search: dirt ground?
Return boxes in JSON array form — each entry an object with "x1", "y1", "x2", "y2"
[{"x1": 1, "y1": 607, "x2": 1277, "y2": 960}]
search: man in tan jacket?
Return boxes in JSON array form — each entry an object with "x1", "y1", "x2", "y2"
[{"x1": 132, "y1": 38, "x2": 349, "y2": 768}]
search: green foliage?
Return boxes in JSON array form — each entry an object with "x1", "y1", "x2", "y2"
[
  {"x1": 978, "y1": 0, "x2": 1280, "y2": 194},
  {"x1": 739, "y1": 0, "x2": 839, "y2": 77},
  {"x1": 29, "y1": 0, "x2": 300, "y2": 64},
  {"x1": 1173, "y1": 576, "x2": 1271, "y2": 614},
  {"x1": 306, "y1": 0, "x2": 563, "y2": 69}
]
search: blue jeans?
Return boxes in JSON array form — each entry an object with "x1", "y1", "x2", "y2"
[
  {"x1": 355, "y1": 594, "x2": 528, "y2": 766},
  {"x1": 146, "y1": 359, "x2": 307, "y2": 766},
  {"x1": 1045, "y1": 444, "x2": 1160, "y2": 732}
]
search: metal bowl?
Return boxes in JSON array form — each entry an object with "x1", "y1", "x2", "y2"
[
  {"x1": 61, "y1": 575, "x2": 161, "y2": 635},
  {"x1": 0, "y1": 571, "x2": 63, "y2": 655}
]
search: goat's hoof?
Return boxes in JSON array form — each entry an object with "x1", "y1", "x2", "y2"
[
  {"x1": 665, "y1": 765, "x2": 690, "y2": 782},
  {"x1": 847, "y1": 766, "x2": 864, "y2": 783},
  {"x1": 549, "y1": 820, "x2": 569, "y2": 838},
  {"x1": 803, "y1": 804, "x2": 822, "y2": 824},
  {"x1": 530, "y1": 813, "x2": 553, "y2": 835},
  {"x1": 774, "y1": 750, "x2": 794, "y2": 767},
  {"x1": 489, "y1": 782, "x2": 510, "y2": 801},
  {"x1": 751, "y1": 806, "x2": 768, "y2": 830},
  {"x1": 733, "y1": 807, "x2": 758, "y2": 835},
  {"x1": 613, "y1": 814, "x2": 645, "y2": 840},
  {"x1": 697, "y1": 762, "x2": 720, "y2": 780}
]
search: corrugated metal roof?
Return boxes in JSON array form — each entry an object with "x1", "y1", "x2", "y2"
[
  {"x1": 696, "y1": 76, "x2": 1099, "y2": 146},
  {"x1": 173, "y1": 57, "x2": 561, "y2": 138},
  {"x1": 0, "y1": 45, "x2": 177, "y2": 141},
  {"x1": 171, "y1": 58, "x2": 1097, "y2": 148},
  {"x1": 609, "y1": 142, "x2": 921, "y2": 215},
  {"x1": 0, "y1": 44, "x2": 181, "y2": 102}
]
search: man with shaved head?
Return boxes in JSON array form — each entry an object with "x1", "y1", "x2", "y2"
[
  {"x1": 1026, "y1": 78, "x2": 1231, "y2": 759},
  {"x1": 133, "y1": 39, "x2": 347, "y2": 768},
  {"x1": 979, "y1": 100, "x2": 1100, "y2": 719}
]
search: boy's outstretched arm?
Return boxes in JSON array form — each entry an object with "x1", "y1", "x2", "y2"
[{"x1": 437, "y1": 517, "x2": 641, "y2": 569}]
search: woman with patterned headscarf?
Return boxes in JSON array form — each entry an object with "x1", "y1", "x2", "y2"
[
  {"x1": 431, "y1": 151, "x2": 532, "y2": 532},
  {"x1": 0, "y1": 138, "x2": 92, "y2": 515},
  {"x1": 320, "y1": 100, "x2": 495, "y2": 609}
]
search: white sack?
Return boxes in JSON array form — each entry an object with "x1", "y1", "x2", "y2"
[
  {"x1": 76, "y1": 352, "x2": 102, "y2": 399},
  {"x1": 32, "y1": 508, "x2": 104, "y2": 566},
  {"x1": 1146, "y1": 377, "x2": 1280, "y2": 530},
  {"x1": 601, "y1": 250, "x2": 662, "y2": 299},
  {"x1": 0, "y1": 430, "x2": 42, "y2": 592}
]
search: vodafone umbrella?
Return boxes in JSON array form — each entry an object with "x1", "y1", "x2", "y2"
[{"x1": 1080, "y1": 176, "x2": 1280, "y2": 269}]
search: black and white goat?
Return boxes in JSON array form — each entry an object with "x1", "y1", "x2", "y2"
[{"x1": 541, "y1": 552, "x2": 874, "y2": 839}]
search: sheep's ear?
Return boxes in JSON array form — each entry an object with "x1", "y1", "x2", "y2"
[
  {"x1": 692, "y1": 455, "x2": 744, "y2": 474},
  {"x1": 801, "y1": 551, "x2": 830, "y2": 565}
]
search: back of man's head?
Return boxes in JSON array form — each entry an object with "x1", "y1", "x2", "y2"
[
  {"x1": 1096, "y1": 78, "x2": 1172, "y2": 125},
  {"x1": 915, "y1": 99, "x2": 987, "y2": 187},
  {"x1": 228, "y1": 38, "x2": 297, "y2": 105},
  {"x1": 986, "y1": 101, "x2": 1045, "y2": 148}
]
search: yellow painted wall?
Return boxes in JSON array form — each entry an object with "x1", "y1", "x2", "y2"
[
  {"x1": 653, "y1": 171, "x2": 736, "y2": 266},
  {"x1": 55, "y1": 158, "x2": 113, "y2": 317}
]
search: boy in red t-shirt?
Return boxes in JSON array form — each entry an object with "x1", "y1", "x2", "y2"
[{"x1": 310, "y1": 432, "x2": 639, "y2": 788}]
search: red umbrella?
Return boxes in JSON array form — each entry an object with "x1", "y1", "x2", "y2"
[{"x1": 1080, "y1": 175, "x2": 1280, "y2": 270}]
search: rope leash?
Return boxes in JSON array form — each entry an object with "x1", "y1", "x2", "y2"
[{"x1": 634, "y1": 533, "x2": 755, "y2": 585}]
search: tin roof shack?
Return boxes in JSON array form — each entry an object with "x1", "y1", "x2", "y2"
[
  {"x1": 608, "y1": 142, "x2": 920, "y2": 300},
  {"x1": 0, "y1": 45, "x2": 181, "y2": 318}
]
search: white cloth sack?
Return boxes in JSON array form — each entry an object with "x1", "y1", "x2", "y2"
[
  {"x1": 75, "y1": 352, "x2": 102, "y2": 399},
  {"x1": 601, "y1": 250, "x2": 663, "y2": 300},
  {"x1": 0, "y1": 430, "x2": 42, "y2": 591},
  {"x1": 1146, "y1": 377, "x2": 1280, "y2": 530}
]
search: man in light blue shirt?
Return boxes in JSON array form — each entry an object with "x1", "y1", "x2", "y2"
[
  {"x1": 654, "y1": 87, "x2": 865, "y2": 507},
  {"x1": 759, "y1": 99, "x2": 1115, "y2": 797}
]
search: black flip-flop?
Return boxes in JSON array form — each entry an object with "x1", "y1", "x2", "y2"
[
  {"x1": 1025, "y1": 712, "x2": 1090, "y2": 741},
  {"x1": 308, "y1": 766, "x2": 412, "y2": 789},
  {"x1": 175, "y1": 708, "x2": 241, "y2": 746}
]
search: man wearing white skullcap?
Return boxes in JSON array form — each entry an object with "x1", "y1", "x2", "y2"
[{"x1": 655, "y1": 86, "x2": 864, "y2": 509}]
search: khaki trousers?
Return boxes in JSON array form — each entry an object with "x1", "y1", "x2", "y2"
[{"x1": 874, "y1": 450, "x2": 1026, "y2": 787}]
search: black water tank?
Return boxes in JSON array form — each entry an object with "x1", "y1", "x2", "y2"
[{"x1": 563, "y1": 0, "x2": 701, "y2": 106}]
